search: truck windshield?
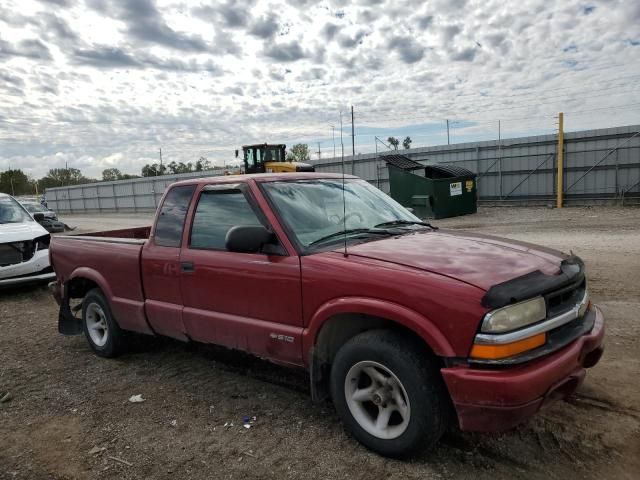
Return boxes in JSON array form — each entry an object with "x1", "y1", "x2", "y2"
[
  {"x1": 262, "y1": 179, "x2": 421, "y2": 248},
  {"x1": 0, "y1": 196, "x2": 32, "y2": 224}
]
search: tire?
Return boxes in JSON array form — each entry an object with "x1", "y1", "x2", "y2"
[
  {"x1": 330, "y1": 329, "x2": 450, "y2": 458},
  {"x1": 81, "y1": 288, "x2": 126, "y2": 358}
]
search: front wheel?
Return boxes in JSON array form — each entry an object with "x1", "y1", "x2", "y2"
[
  {"x1": 81, "y1": 288, "x2": 126, "y2": 358},
  {"x1": 330, "y1": 330, "x2": 450, "y2": 457}
]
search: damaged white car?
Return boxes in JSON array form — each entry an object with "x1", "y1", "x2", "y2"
[{"x1": 0, "y1": 193, "x2": 56, "y2": 287}]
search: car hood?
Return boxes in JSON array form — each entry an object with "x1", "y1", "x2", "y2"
[
  {"x1": 341, "y1": 229, "x2": 566, "y2": 291},
  {"x1": 0, "y1": 221, "x2": 49, "y2": 242}
]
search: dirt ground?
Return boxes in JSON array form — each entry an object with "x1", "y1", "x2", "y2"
[{"x1": 1, "y1": 206, "x2": 639, "y2": 480}]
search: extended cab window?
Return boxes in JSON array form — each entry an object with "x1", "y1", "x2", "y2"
[
  {"x1": 190, "y1": 189, "x2": 262, "y2": 250},
  {"x1": 154, "y1": 185, "x2": 196, "y2": 247}
]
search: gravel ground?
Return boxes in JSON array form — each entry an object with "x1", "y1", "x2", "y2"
[{"x1": 1, "y1": 206, "x2": 639, "y2": 480}]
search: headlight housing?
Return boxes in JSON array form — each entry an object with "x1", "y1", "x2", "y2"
[
  {"x1": 35, "y1": 234, "x2": 51, "y2": 251},
  {"x1": 480, "y1": 296, "x2": 546, "y2": 333}
]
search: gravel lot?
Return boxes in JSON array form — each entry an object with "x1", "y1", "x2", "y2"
[{"x1": 1, "y1": 206, "x2": 639, "y2": 480}]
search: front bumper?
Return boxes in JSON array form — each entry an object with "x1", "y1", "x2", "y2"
[
  {"x1": 442, "y1": 305, "x2": 605, "y2": 432},
  {"x1": 0, "y1": 249, "x2": 56, "y2": 287}
]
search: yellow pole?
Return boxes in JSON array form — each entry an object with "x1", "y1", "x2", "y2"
[{"x1": 556, "y1": 112, "x2": 564, "y2": 208}]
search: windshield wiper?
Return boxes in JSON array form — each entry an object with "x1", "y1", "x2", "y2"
[
  {"x1": 308, "y1": 228, "x2": 393, "y2": 247},
  {"x1": 373, "y1": 219, "x2": 438, "y2": 230}
]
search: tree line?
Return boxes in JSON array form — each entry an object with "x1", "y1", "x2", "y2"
[{"x1": 0, "y1": 156, "x2": 220, "y2": 196}]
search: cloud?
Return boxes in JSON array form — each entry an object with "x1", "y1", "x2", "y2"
[
  {"x1": 416, "y1": 14, "x2": 433, "y2": 30},
  {"x1": 387, "y1": 36, "x2": 425, "y2": 63},
  {"x1": 1, "y1": 0, "x2": 639, "y2": 180},
  {"x1": 36, "y1": 0, "x2": 73, "y2": 6},
  {"x1": 90, "y1": 0, "x2": 209, "y2": 52},
  {"x1": 0, "y1": 71, "x2": 25, "y2": 88},
  {"x1": 449, "y1": 47, "x2": 477, "y2": 62},
  {"x1": 322, "y1": 23, "x2": 342, "y2": 41},
  {"x1": 217, "y1": 2, "x2": 251, "y2": 28},
  {"x1": 193, "y1": 2, "x2": 253, "y2": 29},
  {"x1": 213, "y1": 30, "x2": 243, "y2": 56},
  {"x1": 263, "y1": 41, "x2": 308, "y2": 62},
  {"x1": 441, "y1": 25, "x2": 462, "y2": 42},
  {"x1": 71, "y1": 45, "x2": 223, "y2": 73},
  {"x1": 0, "y1": 38, "x2": 52, "y2": 60},
  {"x1": 40, "y1": 13, "x2": 79, "y2": 42},
  {"x1": 336, "y1": 29, "x2": 368, "y2": 48},
  {"x1": 71, "y1": 46, "x2": 139, "y2": 68},
  {"x1": 248, "y1": 14, "x2": 279, "y2": 39}
]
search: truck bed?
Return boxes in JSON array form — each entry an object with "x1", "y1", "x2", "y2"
[
  {"x1": 73, "y1": 226, "x2": 151, "y2": 240},
  {"x1": 50, "y1": 226, "x2": 152, "y2": 335}
]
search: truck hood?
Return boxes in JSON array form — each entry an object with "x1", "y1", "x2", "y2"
[
  {"x1": 342, "y1": 229, "x2": 566, "y2": 291},
  {"x1": 0, "y1": 221, "x2": 49, "y2": 243}
]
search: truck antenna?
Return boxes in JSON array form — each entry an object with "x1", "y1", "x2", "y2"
[{"x1": 340, "y1": 110, "x2": 347, "y2": 257}]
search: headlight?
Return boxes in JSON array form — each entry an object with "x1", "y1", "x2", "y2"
[
  {"x1": 35, "y1": 234, "x2": 51, "y2": 251},
  {"x1": 480, "y1": 296, "x2": 546, "y2": 333}
]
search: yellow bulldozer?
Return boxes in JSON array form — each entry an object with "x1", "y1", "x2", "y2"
[{"x1": 236, "y1": 144, "x2": 315, "y2": 174}]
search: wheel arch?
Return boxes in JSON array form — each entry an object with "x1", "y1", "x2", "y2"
[
  {"x1": 67, "y1": 267, "x2": 112, "y2": 300},
  {"x1": 304, "y1": 297, "x2": 454, "y2": 402}
]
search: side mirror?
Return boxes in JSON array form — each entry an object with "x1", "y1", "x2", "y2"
[
  {"x1": 225, "y1": 225, "x2": 275, "y2": 253},
  {"x1": 235, "y1": 149, "x2": 239, "y2": 158},
  {"x1": 33, "y1": 212, "x2": 45, "y2": 222}
]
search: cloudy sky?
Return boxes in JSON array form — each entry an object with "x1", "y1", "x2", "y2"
[{"x1": 0, "y1": 0, "x2": 639, "y2": 179}]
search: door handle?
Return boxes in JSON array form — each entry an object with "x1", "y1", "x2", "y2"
[{"x1": 181, "y1": 261, "x2": 194, "y2": 273}]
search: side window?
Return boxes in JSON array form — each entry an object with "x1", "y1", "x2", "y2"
[
  {"x1": 190, "y1": 190, "x2": 262, "y2": 250},
  {"x1": 154, "y1": 185, "x2": 196, "y2": 247}
]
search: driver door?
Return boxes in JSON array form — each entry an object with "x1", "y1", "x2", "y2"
[{"x1": 179, "y1": 183, "x2": 303, "y2": 365}]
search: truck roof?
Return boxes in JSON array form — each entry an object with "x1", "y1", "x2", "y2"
[{"x1": 171, "y1": 172, "x2": 358, "y2": 187}]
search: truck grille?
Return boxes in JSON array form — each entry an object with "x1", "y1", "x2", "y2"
[
  {"x1": 545, "y1": 279, "x2": 586, "y2": 318},
  {"x1": 0, "y1": 241, "x2": 36, "y2": 267}
]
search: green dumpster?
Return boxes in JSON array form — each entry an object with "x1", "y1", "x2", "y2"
[{"x1": 384, "y1": 154, "x2": 477, "y2": 219}]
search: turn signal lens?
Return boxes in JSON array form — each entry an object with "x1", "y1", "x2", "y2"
[{"x1": 470, "y1": 333, "x2": 546, "y2": 360}]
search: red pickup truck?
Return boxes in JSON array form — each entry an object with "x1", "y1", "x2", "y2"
[{"x1": 49, "y1": 173, "x2": 604, "y2": 457}]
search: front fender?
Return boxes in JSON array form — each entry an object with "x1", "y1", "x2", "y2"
[{"x1": 302, "y1": 296, "x2": 456, "y2": 362}]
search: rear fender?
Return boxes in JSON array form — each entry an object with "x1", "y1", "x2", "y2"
[
  {"x1": 69, "y1": 266, "x2": 114, "y2": 300},
  {"x1": 67, "y1": 267, "x2": 153, "y2": 335}
]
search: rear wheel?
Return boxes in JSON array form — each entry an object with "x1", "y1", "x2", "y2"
[
  {"x1": 330, "y1": 330, "x2": 449, "y2": 457},
  {"x1": 81, "y1": 288, "x2": 126, "y2": 358}
]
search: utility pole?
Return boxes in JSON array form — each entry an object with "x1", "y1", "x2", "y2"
[
  {"x1": 8, "y1": 162, "x2": 15, "y2": 196},
  {"x1": 556, "y1": 112, "x2": 565, "y2": 209},
  {"x1": 317, "y1": 143, "x2": 321, "y2": 160},
  {"x1": 331, "y1": 125, "x2": 336, "y2": 158},
  {"x1": 159, "y1": 148, "x2": 163, "y2": 176},
  {"x1": 446, "y1": 119, "x2": 450, "y2": 145},
  {"x1": 339, "y1": 111, "x2": 344, "y2": 162},
  {"x1": 351, "y1": 105, "x2": 355, "y2": 175},
  {"x1": 498, "y1": 120, "x2": 502, "y2": 199}
]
